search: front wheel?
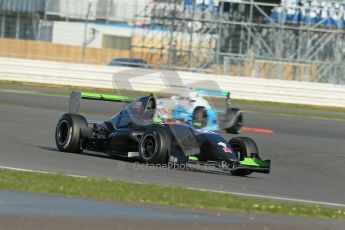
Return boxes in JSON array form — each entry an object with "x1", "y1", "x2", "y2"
[
  {"x1": 55, "y1": 113, "x2": 88, "y2": 153},
  {"x1": 228, "y1": 137, "x2": 259, "y2": 176},
  {"x1": 139, "y1": 128, "x2": 170, "y2": 164}
]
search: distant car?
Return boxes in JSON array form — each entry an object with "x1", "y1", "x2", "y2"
[
  {"x1": 109, "y1": 57, "x2": 150, "y2": 68},
  {"x1": 54, "y1": 91, "x2": 270, "y2": 176},
  {"x1": 156, "y1": 89, "x2": 243, "y2": 134}
]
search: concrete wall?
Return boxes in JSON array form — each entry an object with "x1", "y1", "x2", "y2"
[
  {"x1": 51, "y1": 21, "x2": 133, "y2": 48},
  {"x1": 0, "y1": 57, "x2": 344, "y2": 107}
]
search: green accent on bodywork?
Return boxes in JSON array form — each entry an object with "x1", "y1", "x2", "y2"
[
  {"x1": 81, "y1": 92, "x2": 133, "y2": 102},
  {"x1": 152, "y1": 118, "x2": 163, "y2": 124},
  {"x1": 240, "y1": 157, "x2": 270, "y2": 168},
  {"x1": 193, "y1": 122, "x2": 202, "y2": 127},
  {"x1": 188, "y1": 156, "x2": 198, "y2": 161}
]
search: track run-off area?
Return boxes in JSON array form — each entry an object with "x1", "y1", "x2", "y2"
[{"x1": 0, "y1": 85, "x2": 345, "y2": 208}]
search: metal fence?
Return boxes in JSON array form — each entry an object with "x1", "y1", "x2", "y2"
[
  {"x1": 45, "y1": 0, "x2": 149, "y2": 21},
  {"x1": 132, "y1": 0, "x2": 345, "y2": 84},
  {"x1": 0, "y1": 0, "x2": 344, "y2": 84}
]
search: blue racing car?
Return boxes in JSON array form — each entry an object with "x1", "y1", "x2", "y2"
[{"x1": 156, "y1": 89, "x2": 243, "y2": 134}]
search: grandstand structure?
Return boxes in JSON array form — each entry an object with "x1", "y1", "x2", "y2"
[
  {"x1": 131, "y1": 0, "x2": 345, "y2": 83},
  {"x1": 0, "y1": 0, "x2": 148, "y2": 40}
]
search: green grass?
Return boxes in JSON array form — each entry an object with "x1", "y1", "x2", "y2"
[
  {"x1": 0, "y1": 168, "x2": 344, "y2": 219},
  {"x1": 2, "y1": 80, "x2": 345, "y2": 115}
]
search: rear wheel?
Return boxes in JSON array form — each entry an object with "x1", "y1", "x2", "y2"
[
  {"x1": 225, "y1": 108, "x2": 243, "y2": 134},
  {"x1": 192, "y1": 106, "x2": 208, "y2": 129},
  {"x1": 55, "y1": 113, "x2": 88, "y2": 153},
  {"x1": 228, "y1": 137, "x2": 259, "y2": 176},
  {"x1": 139, "y1": 128, "x2": 170, "y2": 164}
]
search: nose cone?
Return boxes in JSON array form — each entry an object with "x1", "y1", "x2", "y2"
[
  {"x1": 216, "y1": 140, "x2": 238, "y2": 161},
  {"x1": 197, "y1": 132, "x2": 238, "y2": 161}
]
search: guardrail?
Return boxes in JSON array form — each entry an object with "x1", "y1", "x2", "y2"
[{"x1": 0, "y1": 57, "x2": 344, "y2": 107}]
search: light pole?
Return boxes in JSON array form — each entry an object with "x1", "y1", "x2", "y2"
[
  {"x1": 0, "y1": 0, "x2": 3, "y2": 37},
  {"x1": 82, "y1": 2, "x2": 92, "y2": 62}
]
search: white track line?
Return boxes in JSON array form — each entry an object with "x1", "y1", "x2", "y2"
[
  {"x1": 0, "y1": 166, "x2": 87, "y2": 178},
  {"x1": 185, "y1": 187, "x2": 345, "y2": 208},
  {"x1": 1, "y1": 165, "x2": 344, "y2": 208}
]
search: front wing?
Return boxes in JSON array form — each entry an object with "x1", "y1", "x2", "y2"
[{"x1": 187, "y1": 155, "x2": 270, "y2": 174}]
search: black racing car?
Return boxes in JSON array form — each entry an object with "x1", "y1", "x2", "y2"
[{"x1": 55, "y1": 92, "x2": 270, "y2": 176}]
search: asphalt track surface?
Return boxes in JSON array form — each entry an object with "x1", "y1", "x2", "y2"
[
  {"x1": 0, "y1": 86, "x2": 345, "y2": 204},
  {"x1": 1, "y1": 87, "x2": 345, "y2": 205},
  {"x1": 1, "y1": 86, "x2": 345, "y2": 229}
]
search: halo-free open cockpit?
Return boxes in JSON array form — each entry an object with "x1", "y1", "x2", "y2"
[{"x1": 56, "y1": 91, "x2": 270, "y2": 176}]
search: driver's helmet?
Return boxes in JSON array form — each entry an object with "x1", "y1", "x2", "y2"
[
  {"x1": 146, "y1": 97, "x2": 155, "y2": 110},
  {"x1": 181, "y1": 90, "x2": 199, "y2": 101}
]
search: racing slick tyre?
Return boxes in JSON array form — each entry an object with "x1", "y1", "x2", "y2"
[
  {"x1": 139, "y1": 128, "x2": 170, "y2": 164},
  {"x1": 224, "y1": 108, "x2": 243, "y2": 134},
  {"x1": 55, "y1": 113, "x2": 88, "y2": 153},
  {"x1": 192, "y1": 106, "x2": 208, "y2": 129},
  {"x1": 228, "y1": 137, "x2": 258, "y2": 176}
]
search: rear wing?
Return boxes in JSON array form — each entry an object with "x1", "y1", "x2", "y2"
[
  {"x1": 69, "y1": 91, "x2": 133, "y2": 113},
  {"x1": 196, "y1": 89, "x2": 229, "y2": 97},
  {"x1": 196, "y1": 89, "x2": 231, "y2": 108}
]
